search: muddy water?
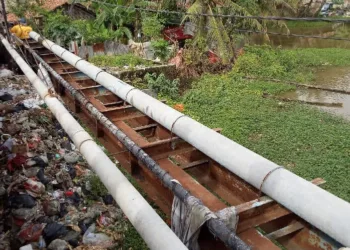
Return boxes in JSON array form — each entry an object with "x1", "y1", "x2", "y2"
[
  {"x1": 252, "y1": 24, "x2": 350, "y2": 49},
  {"x1": 279, "y1": 67, "x2": 350, "y2": 119}
]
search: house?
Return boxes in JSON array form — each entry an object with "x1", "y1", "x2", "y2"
[{"x1": 3, "y1": 0, "x2": 95, "y2": 24}]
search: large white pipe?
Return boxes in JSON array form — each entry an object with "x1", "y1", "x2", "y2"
[
  {"x1": 1, "y1": 35, "x2": 187, "y2": 250},
  {"x1": 30, "y1": 32, "x2": 350, "y2": 247}
]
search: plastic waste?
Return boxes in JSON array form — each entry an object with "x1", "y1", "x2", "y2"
[
  {"x1": 8, "y1": 194, "x2": 36, "y2": 208},
  {"x1": 7, "y1": 154, "x2": 27, "y2": 172},
  {"x1": 0, "y1": 93, "x2": 13, "y2": 101},
  {"x1": 12, "y1": 206, "x2": 37, "y2": 221},
  {"x1": 43, "y1": 223, "x2": 68, "y2": 244},
  {"x1": 62, "y1": 231, "x2": 80, "y2": 247},
  {"x1": 0, "y1": 68, "x2": 14, "y2": 78},
  {"x1": 19, "y1": 245, "x2": 33, "y2": 250},
  {"x1": 36, "y1": 168, "x2": 50, "y2": 185},
  {"x1": 82, "y1": 224, "x2": 113, "y2": 247},
  {"x1": 38, "y1": 236, "x2": 46, "y2": 249},
  {"x1": 103, "y1": 194, "x2": 114, "y2": 205},
  {"x1": 23, "y1": 179, "x2": 45, "y2": 197},
  {"x1": 23, "y1": 167, "x2": 40, "y2": 178},
  {"x1": 18, "y1": 224, "x2": 45, "y2": 243},
  {"x1": 22, "y1": 98, "x2": 44, "y2": 109},
  {"x1": 63, "y1": 152, "x2": 79, "y2": 164},
  {"x1": 43, "y1": 200, "x2": 60, "y2": 216}
]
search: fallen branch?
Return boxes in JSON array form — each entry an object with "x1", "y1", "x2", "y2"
[
  {"x1": 245, "y1": 76, "x2": 350, "y2": 95},
  {"x1": 262, "y1": 93, "x2": 343, "y2": 107}
]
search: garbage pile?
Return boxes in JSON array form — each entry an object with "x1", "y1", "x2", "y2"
[{"x1": 0, "y1": 73, "x2": 130, "y2": 250}]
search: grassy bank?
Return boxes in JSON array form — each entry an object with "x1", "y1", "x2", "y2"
[{"x1": 181, "y1": 46, "x2": 350, "y2": 202}]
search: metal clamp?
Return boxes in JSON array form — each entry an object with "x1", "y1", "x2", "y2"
[
  {"x1": 169, "y1": 115, "x2": 186, "y2": 149},
  {"x1": 94, "y1": 70, "x2": 104, "y2": 81},
  {"x1": 124, "y1": 88, "x2": 137, "y2": 105},
  {"x1": 74, "y1": 58, "x2": 84, "y2": 67},
  {"x1": 259, "y1": 166, "x2": 284, "y2": 197},
  {"x1": 78, "y1": 138, "x2": 93, "y2": 151},
  {"x1": 60, "y1": 50, "x2": 67, "y2": 57}
]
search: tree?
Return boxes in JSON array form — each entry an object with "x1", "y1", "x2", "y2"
[
  {"x1": 6, "y1": 0, "x2": 45, "y2": 19},
  {"x1": 184, "y1": 0, "x2": 299, "y2": 63}
]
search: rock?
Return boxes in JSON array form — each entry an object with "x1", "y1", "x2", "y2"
[
  {"x1": 64, "y1": 152, "x2": 79, "y2": 164},
  {"x1": 48, "y1": 239, "x2": 69, "y2": 250}
]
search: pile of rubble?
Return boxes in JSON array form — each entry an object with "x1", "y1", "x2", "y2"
[{"x1": 0, "y1": 72, "x2": 130, "y2": 250}]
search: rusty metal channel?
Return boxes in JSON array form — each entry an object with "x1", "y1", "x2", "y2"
[{"x1": 23, "y1": 39, "x2": 343, "y2": 250}]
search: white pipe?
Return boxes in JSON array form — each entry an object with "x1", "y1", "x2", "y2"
[
  {"x1": 30, "y1": 32, "x2": 350, "y2": 247},
  {"x1": 1, "y1": 35, "x2": 188, "y2": 250}
]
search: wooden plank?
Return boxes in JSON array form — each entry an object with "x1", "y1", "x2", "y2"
[
  {"x1": 265, "y1": 221, "x2": 304, "y2": 240},
  {"x1": 182, "y1": 159, "x2": 209, "y2": 170}
]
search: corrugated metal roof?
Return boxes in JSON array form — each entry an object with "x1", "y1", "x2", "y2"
[{"x1": 42, "y1": 0, "x2": 69, "y2": 11}]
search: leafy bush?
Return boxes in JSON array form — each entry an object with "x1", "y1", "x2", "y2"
[
  {"x1": 85, "y1": 174, "x2": 108, "y2": 198},
  {"x1": 145, "y1": 73, "x2": 179, "y2": 98},
  {"x1": 142, "y1": 15, "x2": 164, "y2": 38},
  {"x1": 233, "y1": 46, "x2": 311, "y2": 82},
  {"x1": 234, "y1": 46, "x2": 350, "y2": 82},
  {"x1": 43, "y1": 11, "x2": 80, "y2": 46},
  {"x1": 90, "y1": 54, "x2": 153, "y2": 68},
  {"x1": 151, "y1": 39, "x2": 170, "y2": 61},
  {"x1": 73, "y1": 20, "x2": 119, "y2": 45}
]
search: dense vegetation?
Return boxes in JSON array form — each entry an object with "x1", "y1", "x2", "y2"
[
  {"x1": 181, "y1": 47, "x2": 350, "y2": 202},
  {"x1": 89, "y1": 54, "x2": 153, "y2": 68}
]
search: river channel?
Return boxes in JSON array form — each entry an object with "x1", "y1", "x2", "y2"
[{"x1": 252, "y1": 23, "x2": 350, "y2": 119}]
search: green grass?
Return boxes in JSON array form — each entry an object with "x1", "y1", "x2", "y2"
[
  {"x1": 89, "y1": 54, "x2": 153, "y2": 68},
  {"x1": 181, "y1": 46, "x2": 350, "y2": 202},
  {"x1": 234, "y1": 46, "x2": 350, "y2": 82},
  {"x1": 285, "y1": 20, "x2": 333, "y2": 29}
]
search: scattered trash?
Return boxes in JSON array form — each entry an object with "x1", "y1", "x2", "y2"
[
  {"x1": 48, "y1": 239, "x2": 69, "y2": 250},
  {"x1": 103, "y1": 194, "x2": 114, "y2": 205},
  {"x1": 82, "y1": 224, "x2": 114, "y2": 248},
  {"x1": 0, "y1": 68, "x2": 14, "y2": 78},
  {"x1": 43, "y1": 223, "x2": 68, "y2": 244},
  {"x1": 64, "y1": 152, "x2": 79, "y2": 164},
  {"x1": 43, "y1": 200, "x2": 60, "y2": 216},
  {"x1": 18, "y1": 223, "x2": 45, "y2": 243},
  {"x1": 19, "y1": 244, "x2": 33, "y2": 250},
  {"x1": 0, "y1": 73, "x2": 125, "y2": 249},
  {"x1": 8, "y1": 194, "x2": 36, "y2": 209},
  {"x1": 23, "y1": 179, "x2": 45, "y2": 197}
]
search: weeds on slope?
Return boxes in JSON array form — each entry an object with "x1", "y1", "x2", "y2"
[{"x1": 180, "y1": 46, "x2": 350, "y2": 202}]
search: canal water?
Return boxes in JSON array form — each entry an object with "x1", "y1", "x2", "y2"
[
  {"x1": 279, "y1": 67, "x2": 350, "y2": 120},
  {"x1": 252, "y1": 23, "x2": 350, "y2": 119},
  {"x1": 252, "y1": 23, "x2": 350, "y2": 49}
]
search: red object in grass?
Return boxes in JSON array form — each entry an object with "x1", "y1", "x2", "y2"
[
  {"x1": 163, "y1": 26, "x2": 193, "y2": 42},
  {"x1": 208, "y1": 50, "x2": 220, "y2": 63}
]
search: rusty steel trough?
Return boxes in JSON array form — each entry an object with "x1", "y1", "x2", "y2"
[{"x1": 20, "y1": 38, "x2": 345, "y2": 250}]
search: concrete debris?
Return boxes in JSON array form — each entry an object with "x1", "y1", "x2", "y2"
[{"x1": 0, "y1": 73, "x2": 127, "y2": 249}]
